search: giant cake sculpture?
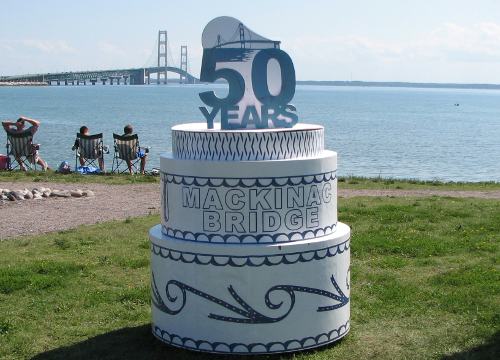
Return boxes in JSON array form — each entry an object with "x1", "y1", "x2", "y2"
[{"x1": 150, "y1": 16, "x2": 351, "y2": 354}]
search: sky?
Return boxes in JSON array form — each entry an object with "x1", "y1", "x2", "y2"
[{"x1": 1, "y1": 0, "x2": 500, "y2": 83}]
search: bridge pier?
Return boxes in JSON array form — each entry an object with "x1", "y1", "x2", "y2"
[
  {"x1": 129, "y1": 69, "x2": 145, "y2": 85},
  {"x1": 116, "y1": 78, "x2": 120, "y2": 85},
  {"x1": 91, "y1": 79, "x2": 96, "y2": 85},
  {"x1": 101, "y1": 78, "x2": 107, "y2": 85},
  {"x1": 110, "y1": 78, "x2": 114, "y2": 85},
  {"x1": 123, "y1": 76, "x2": 128, "y2": 85},
  {"x1": 64, "y1": 80, "x2": 68, "y2": 86}
]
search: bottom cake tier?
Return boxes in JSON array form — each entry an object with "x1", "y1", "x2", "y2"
[{"x1": 150, "y1": 222, "x2": 351, "y2": 355}]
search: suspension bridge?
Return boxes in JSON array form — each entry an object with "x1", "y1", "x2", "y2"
[{"x1": 0, "y1": 31, "x2": 198, "y2": 85}]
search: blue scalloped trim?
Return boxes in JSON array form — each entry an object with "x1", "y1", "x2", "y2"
[
  {"x1": 152, "y1": 320, "x2": 349, "y2": 354},
  {"x1": 150, "y1": 238, "x2": 350, "y2": 267},
  {"x1": 161, "y1": 171, "x2": 336, "y2": 188},
  {"x1": 161, "y1": 223, "x2": 337, "y2": 244}
]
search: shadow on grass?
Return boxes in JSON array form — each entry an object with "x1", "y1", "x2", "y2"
[
  {"x1": 31, "y1": 324, "x2": 342, "y2": 360},
  {"x1": 441, "y1": 331, "x2": 500, "y2": 360}
]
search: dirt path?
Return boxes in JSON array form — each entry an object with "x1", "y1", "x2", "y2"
[
  {"x1": 1, "y1": 181, "x2": 499, "y2": 240},
  {"x1": 0, "y1": 182, "x2": 160, "y2": 240}
]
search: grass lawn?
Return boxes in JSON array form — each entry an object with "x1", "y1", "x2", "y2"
[
  {"x1": 1, "y1": 171, "x2": 500, "y2": 190},
  {"x1": 0, "y1": 196, "x2": 499, "y2": 359}
]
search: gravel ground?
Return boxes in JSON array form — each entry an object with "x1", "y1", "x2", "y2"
[
  {"x1": 1, "y1": 181, "x2": 499, "y2": 240},
  {"x1": 0, "y1": 181, "x2": 160, "y2": 240}
]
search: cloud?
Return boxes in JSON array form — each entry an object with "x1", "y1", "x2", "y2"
[
  {"x1": 288, "y1": 22, "x2": 500, "y2": 66},
  {"x1": 97, "y1": 41, "x2": 126, "y2": 56},
  {"x1": 0, "y1": 39, "x2": 77, "y2": 54},
  {"x1": 420, "y1": 22, "x2": 500, "y2": 62}
]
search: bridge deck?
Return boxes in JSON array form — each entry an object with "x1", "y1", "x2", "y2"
[{"x1": 0, "y1": 66, "x2": 198, "y2": 84}]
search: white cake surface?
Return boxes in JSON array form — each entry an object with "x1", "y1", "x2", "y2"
[
  {"x1": 160, "y1": 150, "x2": 337, "y2": 243},
  {"x1": 150, "y1": 122, "x2": 350, "y2": 354},
  {"x1": 172, "y1": 122, "x2": 324, "y2": 161},
  {"x1": 150, "y1": 222, "x2": 350, "y2": 354}
]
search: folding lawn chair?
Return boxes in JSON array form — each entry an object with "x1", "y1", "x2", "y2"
[
  {"x1": 74, "y1": 133, "x2": 105, "y2": 171},
  {"x1": 6, "y1": 131, "x2": 38, "y2": 171},
  {"x1": 111, "y1": 133, "x2": 145, "y2": 174}
]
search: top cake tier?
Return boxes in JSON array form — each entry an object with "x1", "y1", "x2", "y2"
[{"x1": 172, "y1": 123, "x2": 324, "y2": 161}]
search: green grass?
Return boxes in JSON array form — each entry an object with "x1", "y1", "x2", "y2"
[
  {"x1": 2, "y1": 171, "x2": 500, "y2": 190},
  {"x1": 0, "y1": 170, "x2": 159, "y2": 185},
  {"x1": 338, "y1": 176, "x2": 500, "y2": 191},
  {"x1": 0, "y1": 197, "x2": 499, "y2": 359}
]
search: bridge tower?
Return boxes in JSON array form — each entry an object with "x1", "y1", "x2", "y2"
[
  {"x1": 239, "y1": 23, "x2": 245, "y2": 48},
  {"x1": 157, "y1": 30, "x2": 168, "y2": 85},
  {"x1": 180, "y1": 46, "x2": 188, "y2": 84}
]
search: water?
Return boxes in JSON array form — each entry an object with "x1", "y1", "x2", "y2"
[{"x1": 0, "y1": 84, "x2": 499, "y2": 182}]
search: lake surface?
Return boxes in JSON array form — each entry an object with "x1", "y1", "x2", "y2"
[{"x1": 1, "y1": 84, "x2": 499, "y2": 181}]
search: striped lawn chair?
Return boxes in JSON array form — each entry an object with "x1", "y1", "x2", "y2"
[
  {"x1": 6, "y1": 131, "x2": 37, "y2": 170},
  {"x1": 111, "y1": 133, "x2": 142, "y2": 174},
  {"x1": 74, "y1": 133, "x2": 105, "y2": 170}
]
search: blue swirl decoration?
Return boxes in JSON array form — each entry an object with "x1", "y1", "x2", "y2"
[
  {"x1": 151, "y1": 238, "x2": 350, "y2": 267},
  {"x1": 152, "y1": 273, "x2": 349, "y2": 324}
]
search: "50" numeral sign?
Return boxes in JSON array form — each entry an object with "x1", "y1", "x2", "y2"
[{"x1": 199, "y1": 17, "x2": 298, "y2": 130}]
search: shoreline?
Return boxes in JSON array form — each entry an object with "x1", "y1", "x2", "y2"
[
  {"x1": 1, "y1": 172, "x2": 499, "y2": 189},
  {"x1": 1, "y1": 179, "x2": 499, "y2": 240},
  {"x1": 2, "y1": 80, "x2": 500, "y2": 90},
  {"x1": 0, "y1": 81, "x2": 47, "y2": 86},
  {"x1": 296, "y1": 80, "x2": 500, "y2": 90}
]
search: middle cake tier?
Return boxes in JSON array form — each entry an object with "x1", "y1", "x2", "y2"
[{"x1": 160, "y1": 150, "x2": 338, "y2": 244}]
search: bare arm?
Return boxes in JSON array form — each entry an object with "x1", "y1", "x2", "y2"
[
  {"x1": 19, "y1": 116, "x2": 40, "y2": 127},
  {"x1": 18, "y1": 116, "x2": 40, "y2": 135},
  {"x1": 2, "y1": 121, "x2": 15, "y2": 131}
]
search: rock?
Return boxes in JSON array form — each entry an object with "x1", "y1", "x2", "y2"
[
  {"x1": 1, "y1": 189, "x2": 9, "y2": 194},
  {"x1": 12, "y1": 191, "x2": 25, "y2": 200},
  {"x1": 32, "y1": 190, "x2": 42, "y2": 197},
  {"x1": 0, "y1": 194, "x2": 7, "y2": 201},
  {"x1": 24, "y1": 191, "x2": 33, "y2": 199},
  {"x1": 51, "y1": 190, "x2": 71, "y2": 198},
  {"x1": 33, "y1": 194, "x2": 43, "y2": 200},
  {"x1": 82, "y1": 190, "x2": 95, "y2": 197},
  {"x1": 7, "y1": 193, "x2": 16, "y2": 201},
  {"x1": 70, "y1": 190, "x2": 83, "y2": 198},
  {"x1": 42, "y1": 190, "x2": 51, "y2": 198}
]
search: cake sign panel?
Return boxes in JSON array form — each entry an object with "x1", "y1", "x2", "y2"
[{"x1": 199, "y1": 16, "x2": 298, "y2": 130}]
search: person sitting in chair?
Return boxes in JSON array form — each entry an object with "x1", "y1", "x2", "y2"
[
  {"x1": 123, "y1": 124, "x2": 147, "y2": 175},
  {"x1": 72, "y1": 125, "x2": 105, "y2": 171},
  {"x1": 2, "y1": 116, "x2": 48, "y2": 171}
]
